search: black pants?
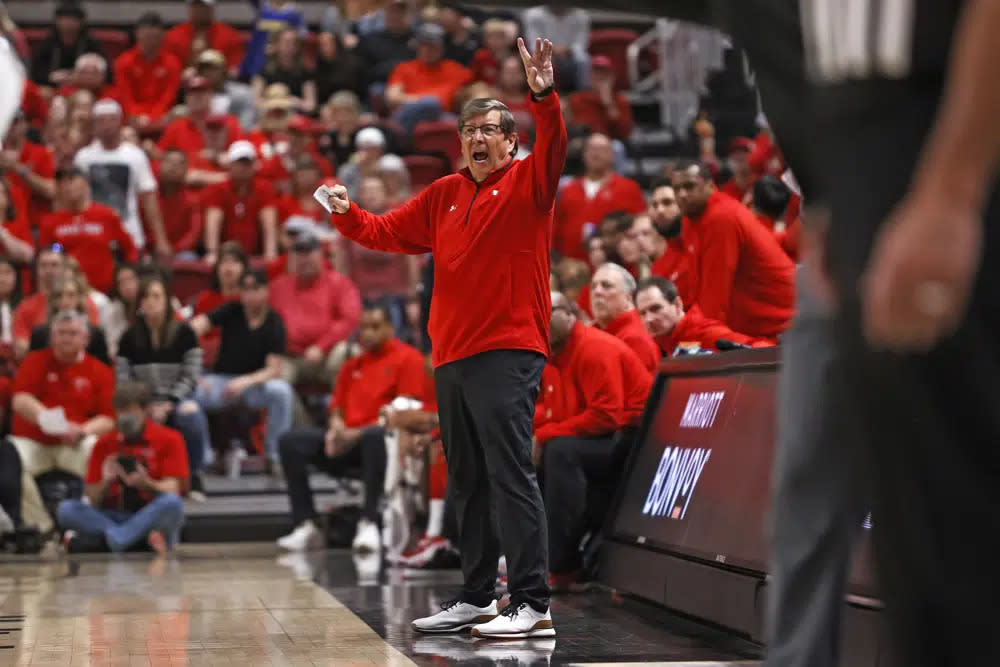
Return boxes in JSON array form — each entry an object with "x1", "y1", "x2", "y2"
[
  {"x1": 814, "y1": 82, "x2": 1000, "y2": 665},
  {"x1": 279, "y1": 426, "x2": 387, "y2": 524},
  {"x1": 434, "y1": 349, "x2": 549, "y2": 612},
  {"x1": 0, "y1": 437, "x2": 23, "y2": 527},
  {"x1": 541, "y1": 434, "x2": 626, "y2": 573}
]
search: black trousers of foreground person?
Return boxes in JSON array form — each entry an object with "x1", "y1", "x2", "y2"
[
  {"x1": 0, "y1": 437, "x2": 23, "y2": 527},
  {"x1": 280, "y1": 426, "x2": 388, "y2": 525},
  {"x1": 434, "y1": 349, "x2": 550, "y2": 613}
]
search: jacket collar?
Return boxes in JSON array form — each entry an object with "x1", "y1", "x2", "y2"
[{"x1": 459, "y1": 155, "x2": 516, "y2": 187}]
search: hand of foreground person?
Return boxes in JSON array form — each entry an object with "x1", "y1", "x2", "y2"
[
  {"x1": 861, "y1": 194, "x2": 982, "y2": 351},
  {"x1": 327, "y1": 184, "x2": 351, "y2": 214},
  {"x1": 101, "y1": 456, "x2": 123, "y2": 483},
  {"x1": 517, "y1": 37, "x2": 554, "y2": 94}
]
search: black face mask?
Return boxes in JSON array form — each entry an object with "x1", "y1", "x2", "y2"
[
  {"x1": 117, "y1": 414, "x2": 145, "y2": 441},
  {"x1": 654, "y1": 215, "x2": 683, "y2": 240}
]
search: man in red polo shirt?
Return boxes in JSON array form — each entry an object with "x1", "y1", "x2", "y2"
[
  {"x1": 57, "y1": 381, "x2": 187, "y2": 554},
  {"x1": 536, "y1": 291, "x2": 652, "y2": 589},
  {"x1": 554, "y1": 132, "x2": 645, "y2": 261},
  {"x1": 152, "y1": 149, "x2": 203, "y2": 256},
  {"x1": 635, "y1": 276, "x2": 772, "y2": 357},
  {"x1": 566, "y1": 56, "x2": 634, "y2": 142},
  {"x1": 113, "y1": 12, "x2": 182, "y2": 125},
  {"x1": 589, "y1": 263, "x2": 661, "y2": 372},
  {"x1": 276, "y1": 302, "x2": 425, "y2": 552},
  {"x1": 9, "y1": 310, "x2": 115, "y2": 534},
  {"x1": 164, "y1": 0, "x2": 245, "y2": 73},
  {"x1": 38, "y1": 167, "x2": 139, "y2": 293},
  {"x1": 672, "y1": 160, "x2": 795, "y2": 340},
  {"x1": 0, "y1": 110, "x2": 55, "y2": 226},
  {"x1": 201, "y1": 140, "x2": 278, "y2": 261},
  {"x1": 157, "y1": 76, "x2": 241, "y2": 166}
]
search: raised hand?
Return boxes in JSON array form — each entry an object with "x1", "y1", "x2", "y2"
[
  {"x1": 517, "y1": 37, "x2": 555, "y2": 94},
  {"x1": 327, "y1": 184, "x2": 351, "y2": 214}
]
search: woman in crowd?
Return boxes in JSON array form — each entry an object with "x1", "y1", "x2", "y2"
[
  {"x1": 321, "y1": 90, "x2": 363, "y2": 168},
  {"x1": 194, "y1": 241, "x2": 247, "y2": 320},
  {"x1": 314, "y1": 31, "x2": 366, "y2": 105},
  {"x1": 100, "y1": 263, "x2": 141, "y2": 358},
  {"x1": 65, "y1": 256, "x2": 109, "y2": 314},
  {"x1": 116, "y1": 275, "x2": 210, "y2": 500},
  {"x1": 252, "y1": 28, "x2": 316, "y2": 115},
  {"x1": 29, "y1": 273, "x2": 110, "y2": 365}
]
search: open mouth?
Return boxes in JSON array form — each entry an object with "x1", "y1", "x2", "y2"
[{"x1": 472, "y1": 151, "x2": 488, "y2": 163}]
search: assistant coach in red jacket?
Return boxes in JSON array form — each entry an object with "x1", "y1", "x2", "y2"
[{"x1": 325, "y1": 38, "x2": 566, "y2": 640}]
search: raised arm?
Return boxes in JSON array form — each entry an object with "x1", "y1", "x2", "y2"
[
  {"x1": 325, "y1": 184, "x2": 433, "y2": 255},
  {"x1": 516, "y1": 37, "x2": 568, "y2": 211}
]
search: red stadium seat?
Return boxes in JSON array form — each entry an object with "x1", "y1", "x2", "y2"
[
  {"x1": 23, "y1": 28, "x2": 47, "y2": 54},
  {"x1": 170, "y1": 259, "x2": 213, "y2": 305},
  {"x1": 589, "y1": 28, "x2": 639, "y2": 91},
  {"x1": 403, "y1": 155, "x2": 450, "y2": 191},
  {"x1": 91, "y1": 29, "x2": 131, "y2": 62},
  {"x1": 412, "y1": 120, "x2": 462, "y2": 165}
]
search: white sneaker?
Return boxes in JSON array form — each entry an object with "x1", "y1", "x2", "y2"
[
  {"x1": 352, "y1": 519, "x2": 381, "y2": 553},
  {"x1": 277, "y1": 520, "x2": 322, "y2": 552},
  {"x1": 412, "y1": 599, "x2": 499, "y2": 634},
  {"x1": 472, "y1": 602, "x2": 555, "y2": 638}
]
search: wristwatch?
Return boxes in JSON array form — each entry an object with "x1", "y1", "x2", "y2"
[{"x1": 531, "y1": 85, "x2": 555, "y2": 102}]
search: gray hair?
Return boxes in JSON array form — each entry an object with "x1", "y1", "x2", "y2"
[
  {"x1": 459, "y1": 98, "x2": 518, "y2": 157},
  {"x1": 51, "y1": 309, "x2": 88, "y2": 328},
  {"x1": 596, "y1": 262, "x2": 637, "y2": 295}
]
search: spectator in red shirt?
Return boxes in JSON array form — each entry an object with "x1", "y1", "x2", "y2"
[
  {"x1": 276, "y1": 301, "x2": 426, "y2": 553},
  {"x1": 750, "y1": 175, "x2": 800, "y2": 262},
  {"x1": 537, "y1": 291, "x2": 652, "y2": 588},
  {"x1": 0, "y1": 177, "x2": 35, "y2": 271},
  {"x1": 157, "y1": 76, "x2": 242, "y2": 175},
  {"x1": 56, "y1": 53, "x2": 118, "y2": 102},
  {"x1": 153, "y1": 150, "x2": 203, "y2": 257},
  {"x1": 672, "y1": 161, "x2": 796, "y2": 339},
  {"x1": 38, "y1": 166, "x2": 139, "y2": 295},
  {"x1": 719, "y1": 137, "x2": 755, "y2": 203},
  {"x1": 646, "y1": 179, "x2": 695, "y2": 304},
  {"x1": 114, "y1": 12, "x2": 183, "y2": 125},
  {"x1": 56, "y1": 381, "x2": 187, "y2": 554},
  {"x1": 567, "y1": 56, "x2": 634, "y2": 142},
  {"x1": 9, "y1": 310, "x2": 115, "y2": 533},
  {"x1": 554, "y1": 133, "x2": 645, "y2": 261},
  {"x1": 201, "y1": 140, "x2": 278, "y2": 261},
  {"x1": 635, "y1": 276, "x2": 772, "y2": 357},
  {"x1": 269, "y1": 232, "x2": 361, "y2": 385},
  {"x1": 1, "y1": 111, "x2": 56, "y2": 229},
  {"x1": 590, "y1": 263, "x2": 661, "y2": 373},
  {"x1": 277, "y1": 155, "x2": 331, "y2": 229},
  {"x1": 164, "y1": 0, "x2": 245, "y2": 74},
  {"x1": 386, "y1": 23, "x2": 474, "y2": 133},
  {"x1": 470, "y1": 19, "x2": 516, "y2": 85}
]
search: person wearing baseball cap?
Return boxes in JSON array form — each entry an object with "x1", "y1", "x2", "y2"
[
  {"x1": 337, "y1": 127, "x2": 390, "y2": 200},
  {"x1": 565, "y1": 54, "x2": 634, "y2": 142},
  {"x1": 156, "y1": 74, "x2": 241, "y2": 167},
  {"x1": 201, "y1": 139, "x2": 278, "y2": 264},
  {"x1": 163, "y1": 0, "x2": 244, "y2": 73},
  {"x1": 194, "y1": 49, "x2": 257, "y2": 131},
  {"x1": 113, "y1": 11, "x2": 182, "y2": 124}
]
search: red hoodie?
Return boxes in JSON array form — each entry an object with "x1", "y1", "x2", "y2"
[
  {"x1": 331, "y1": 92, "x2": 568, "y2": 368},
  {"x1": 650, "y1": 233, "x2": 695, "y2": 307},
  {"x1": 655, "y1": 305, "x2": 774, "y2": 357},
  {"x1": 535, "y1": 322, "x2": 652, "y2": 445},
  {"x1": 686, "y1": 191, "x2": 795, "y2": 339},
  {"x1": 600, "y1": 309, "x2": 661, "y2": 373}
]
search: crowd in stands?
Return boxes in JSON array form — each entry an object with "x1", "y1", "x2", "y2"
[{"x1": 0, "y1": 1, "x2": 802, "y2": 581}]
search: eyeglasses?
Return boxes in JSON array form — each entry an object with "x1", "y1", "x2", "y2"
[{"x1": 460, "y1": 124, "x2": 504, "y2": 140}]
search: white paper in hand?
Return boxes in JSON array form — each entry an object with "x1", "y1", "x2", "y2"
[
  {"x1": 313, "y1": 185, "x2": 334, "y2": 214},
  {"x1": 38, "y1": 407, "x2": 70, "y2": 436}
]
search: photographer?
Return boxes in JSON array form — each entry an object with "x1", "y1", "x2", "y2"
[{"x1": 56, "y1": 382, "x2": 187, "y2": 554}]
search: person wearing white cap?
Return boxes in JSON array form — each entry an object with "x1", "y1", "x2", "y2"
[
  {"x1": 73, "y1": 98, "x2": 171, "y2": 259},
  {"x1": 336, "y1": 126, "x2": 393, "y2": 200},
  {"x1": 375, "y1": 153, "x2": 411, "y2": 207},
  {"x1": 201, "y1": 140, "x2": 278, "y2": 263}
]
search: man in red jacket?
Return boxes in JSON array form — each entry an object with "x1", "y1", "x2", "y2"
[
  {"x1": 537, "y1": 291, "x2": 652, "y2": 589},
  {"x1": 647, "y1": 179, "x2": 695, "y2": 305},
  {"x1": 635, "y1": 276, "x2": 772, "y2": 357},
  {"x1": 325, "y1": 37, "x2": 565, "y2": 640},
  {"x1": 113, "y1": 12, "x2": 182, "y2": 125},
  {"x1": 590, "y1": 263, "x2": 661, "y2": 372},
  {"x1": 672, "y1": 160, "x2": 795, "y2": 339}
]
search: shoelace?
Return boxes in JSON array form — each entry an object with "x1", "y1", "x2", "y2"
[
  {"x1": 439, "y1": 597, "x2": 463, "y2": 611},
  {"x1": 499, "y1": 602, "x2": 527, "y2": 619}
]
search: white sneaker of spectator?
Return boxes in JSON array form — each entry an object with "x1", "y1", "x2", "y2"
[
  {"x1": 352, "y1": 519, "x2": 381, "y2": 553},
  {"x1": 412, "y1": 598, "x2": 499, "y2": 634},
  {"x1": 472, "y1": 602, "x2": 556, "y2": 639},
  {"x1": 277, "y1": 520, "x2": 322, "y2": 552}
]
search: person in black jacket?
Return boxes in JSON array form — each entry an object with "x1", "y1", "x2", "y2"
[
  {"x1": 29, "y1": 273, "x2": 110, "y2": 366},
  {"x1": 28, "y1": 1, "x2": 106, "y2": 89},
  {"x1": 115, "y1": 275, "x2": 210, "y2": 500}
]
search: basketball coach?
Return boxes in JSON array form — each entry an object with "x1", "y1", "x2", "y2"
[{"x1": 325, "y1": 37, "x2": 566, "y2": 640}]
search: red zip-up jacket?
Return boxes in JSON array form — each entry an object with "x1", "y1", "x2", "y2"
[
  {"x1": 535, "y1": 322, "x2": 652, "y2": 445},
  {"x1": 651, "y1": 232, "x2": 695, "y2": 306},
  {"x1": 599, "y1": 309, "x2": 661, "y2": 373},
  {"x1": 655, "y1": 305, "x2": 774, "y2": 357},
  {"x1": 331, "y1": 92, "x2": 568, "y2": 368},
  {"x1": 686, "y1": 191, "x2": 796, "y2": 339}
]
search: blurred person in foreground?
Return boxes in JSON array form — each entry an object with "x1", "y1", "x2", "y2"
[
  {"x1": 324, "y1": 37, "x2": 566, "y2": 639},
  {"x1": 57, "y1": 381, "x2": 187, "y2": 554}
]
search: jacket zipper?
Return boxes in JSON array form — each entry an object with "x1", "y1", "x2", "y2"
[{"x1": 463, "y1": 182, "x2": 481, "y2": 226}]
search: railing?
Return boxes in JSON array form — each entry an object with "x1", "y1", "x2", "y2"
[{"x1": 626, "y1": 18, "x2": 727, "y2": 135}]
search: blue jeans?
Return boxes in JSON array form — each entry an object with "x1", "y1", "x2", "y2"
[
  {"x1": 57, "y1": 493, "x2": 185, "y2": 552},
  {"x1": 393, "y1": 96, "x2": 443, "y2": 134},
  {"x1": 166, "y1": 402, "x2": 210, "y2": 474},
  {"x1": 194, "y1": 375, "x2": 294, "y2": 462}
]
